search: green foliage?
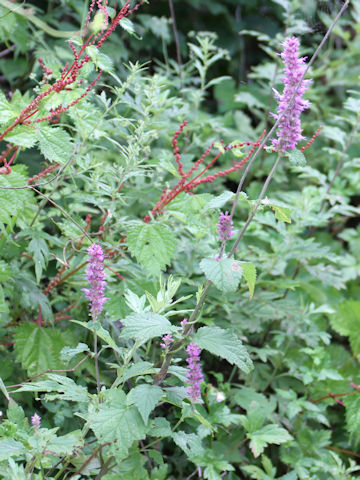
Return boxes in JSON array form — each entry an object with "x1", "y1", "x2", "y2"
[{"x1": 0, "y1": 0, "x2": 360, "y2": 478}]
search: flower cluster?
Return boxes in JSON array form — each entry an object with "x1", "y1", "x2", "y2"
[
  {"x1": 31, "y1": 413, "x2": 41, "y2": 430},
  {"x1": 83, "y1": 243, "x2": 108, "y2": 319},
  {"x1": 272, "y1": 36, "x2": 311, "y2": 152},
  {"x1": 185, "y1": 343, "x2": 204, "y2": 402},
  {"x1": 217, "y1": 211, "x2": 234, "y2": 242}
]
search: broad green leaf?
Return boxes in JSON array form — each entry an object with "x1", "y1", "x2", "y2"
[
  {"x1": 121, "y1": 312, "x2": 175, "y2": 343},
  {"x1": 14, "y1": 323, "x2": 67, "y2": 376},
  {"x1": 329, "y1": 301, "x2": 360, "y2": 354},
  {"x1": 38, "y1": 126, "x2": 73, "y2": 164},
  {"x1": 87, "y1": 390, "x2": 147, "y2": 460},
  {"x1": 121, "y1": 361, "x2": 156, "y2": 383},
  {"x1": 200, "y1": 258, "x2": 242, "y2": 293},
  {"x1": 149, "y1": 418, "x2": 172, "y2": 437},
  {"x1": 286, "y1": 149, "x2": 306, "y2": 166},
  {"x1": 247, "y1": 424, "x2": 293, "y2": 458},
  {"x1": 241, "y1": 262, "x2": 256, "y2": 299},
  {"x1": 0, "y1": 439, "x2": 26, "y2": 461},
  {"x1": 73, "y1": 321, "x2": 117, "y2": 349},
  {"x1": 270, "y1": 205, "x2": 291, "y2": 223},
  {"x1": 193, "y1": 326, "x2": 253, "y2": 374},
  {"x1": 47, "y1": 430, "x2": 84, "y2": 456},
  {"x1": 127, "y1": 223, "x2": 176, "y2": 276},
  {"x1": 127, "y1": 384, "x2": 163, "y2": 424},
  {"x1": 322, "y1": 125, "x2": 346, "y2": 149},
  {"x1": 28, "y1": 235, "x2": 49, "y2": 283},
  {"x1": 172, "y1": 431, "x2": 205, "y2": 462}
]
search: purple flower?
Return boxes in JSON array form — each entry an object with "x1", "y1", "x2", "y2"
[
  {"x1": 185, "y1": 343, "x2": 204, "y2": 402},
  {"x1": 83, "y1": 243, "x2": 108, "y2": 319},
  {"x1": 217, "y1": 211, "x2": 234, "y2": 242},
  {"x1": 160, "y1": 334, "x2": 174, "y2": 349},
  {"x1": 31, "y1": 413, "x2": 41, "y2": 430},
  {"x1": 272, "y1": 36, "x2": 311, "y2": 152}
]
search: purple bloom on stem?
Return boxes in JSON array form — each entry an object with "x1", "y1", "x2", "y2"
[
  {"x1": 160, "y1": 334, "x2": 174, "y2": 349},
  {"x1": 185, "y1": 343, "x2": 204, "y2": 402},
  {"x1": 31, "y1": 413, "x2": 41, "y2": 430},
  {"x1": 83, "y1": 243, "x2": 108, "y2": 319},
  {"x1": 272, "y1": 36, "x2": 311, "y2": 152},
  {"x1": 217, "y1": 211, "x2": 234, "y2": 242}
]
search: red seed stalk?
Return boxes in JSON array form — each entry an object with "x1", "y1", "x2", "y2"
[{"x1": 144, "y1": 124, "x2": 266, "y2": 222}]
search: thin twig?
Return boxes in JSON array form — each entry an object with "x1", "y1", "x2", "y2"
[{"x1": 168, "y1": 0, "x2": 184, "y2": 96}]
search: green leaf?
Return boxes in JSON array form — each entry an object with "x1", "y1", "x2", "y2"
[
  {"x1": 149, "y1": 417, "x2": 172, "y2": 437},
  {"x1": 0, "y1": 439, "x2": 26, "y2": 461},
  {"x1": 247, "y1": 424, "x2": 293, "y2": 458},
  {"x1": 322, "y1": 125, "x2": 346, "y2": 149},
  {"x1": 127, "y1": 223, "x2": 176, "y2": 276},
  {"x1": 127, "y1": 384, "x2": 163, "y2": 424},
  {"x1": 61, "y1": 343, "x2": 89, "y2": 363},
  {"x1": 14, "y1": 323, "x2": 67, "y2": 376},
  {"x1": 200, "y1": 258, "x2": 242, "y2": 293},
  {"x1": 121, "y1": 361, "x2": 156, "y2": 383},
  {"x1": 87, "y1": 390, "x2": 147, "y2": 460},
  {"x1": 270, "y1": 205, "x2": 291, "y2": 223},
  {"x1": 0, "y1": 260, "x2": 12, "y2": 281},
  {"x1": 241, "y1": 262, "x2": 256, "y2": 299},
  {"x1": 172, "y1": 431, "x2": 205, "y2": 462},
  {"x1": 38, "y1": 126, "x2": 73, "y2": 164},
  {"x1": 329, "y1": 301, "x2": 360, "y2": 354},
  {"x1": 193, "y1": 326, "x2": 253, "y2": 374},
  {"x1": 286, "y1": 149, "x2": 306, "y2": 166},
  {"x1": 121, "y1": 312, "x2": 175, "y2": 343}
]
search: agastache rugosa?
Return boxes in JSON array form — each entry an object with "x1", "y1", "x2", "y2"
[
  {"x1": 185, "y1": 343, "x2": 204, "y2": 403},
  {"x1": 83, "y1": 243, "x2": 108, "y2": 320}
]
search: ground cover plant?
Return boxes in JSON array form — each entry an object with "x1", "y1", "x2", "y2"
[{"x1": 0, "y1": 0, "x2": 360, "y2": 478}]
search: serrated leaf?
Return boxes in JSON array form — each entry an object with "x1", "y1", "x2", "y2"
[
  {"x1": 149, "y1": 417, "x2": 172, "y2": 437},
  {"x1": 15, "y1": 374, "x2": 89, "y2": 403},
  {"x1": 193, "y1": 326, "x2": 253, "y2": 374},
  {"x1": 200, "y1": 258, "x2": 242, "y2": 293},
  {"x1": 87, "y1": 390, "x2": 147, "y2": 460},
  {"x1": 61, "y1": 343, "x2": 89, "y2": 362},
  {"x1": 121, "y1": 361, "x2": 156, "y2": 383},
  {"x1": 14, "y1": 323, "x2": 67, "y2": 376},
  {"x1": 247, "y1": 424, "x2": 293, "y2": 458},
  {"x1": 127, "y1": 384, "x2": 163, "y2": 424},
  {"x1": 205, "y1": 190, "x2": 235, "y2": 210},
  {"x1": 0, "y1": 91, "x2": 16, "y2": 124},
  {"x1": 286, "y1": 149, "x2": 306, "y2": 166},
  {"x1": 38, "y1": 126, "x2": 73, "y2": 164},
  {"x1": 121, "y1": 312, "x2": 175, "y2": 343},
  {"x1": 172, "y1": 431, "x2": 205, "y2": 461},
  {"x1": 329, "y1": 301, "x2": 360, "y2": 355},
  {"x1": 322, "y1": 125, "x2": 346, "y2": 149},
  {"x1": 0, "y1": 260, "x2": 12, "y2": 281},
  {"x1": 344, "y1": 395, "x2": 360, "y2": 444},
  {"x1": 6, "y1": 125, "x2": 39, "y2": 148},
  {"x1": 270, "y1": 205, "x2": 291, "y2": 223},
  {"x1": 241, "y1": 262, "x2": 256, "y2": 299},
  {"x1": 127, "y1": 223, "x2": 176, "y2": 276}
]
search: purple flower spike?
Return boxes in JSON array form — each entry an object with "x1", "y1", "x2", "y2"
[
  {"x1": 185, "y1": 343, "x2": 204, "y2": 402},
  {"x1": 272, "y1": 36, "x2": 311, "y2": 152},
  {"x1": 31, "y1": 413, "x2": 41, "y2": 430},
  {"x1": 217, "y1": 211, "x2": 234, "y2": 242},
  {"x1": 83, "y1": 243, "x2": 108, "y2": 319}
]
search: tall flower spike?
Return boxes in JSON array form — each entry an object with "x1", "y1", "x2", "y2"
[
  {"x1": 272, "y1": 36, "x2": 311, "y2": 152},
  {"x1": 185, "y1": 343, "x2": 204, "y2": 402},
  {"x1": 83, "y1": 244, "x2": 108, "y2": 320}
]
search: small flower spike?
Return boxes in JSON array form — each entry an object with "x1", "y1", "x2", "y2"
[
  {"x1": 217, "y1": 211, "x2": 234, "y2": 242},
  {"x1": 185, "y1": 343, "x2": 204, "y2": 402},
  {"x1": 272, "y1": 36, "x2": 311, "y2": 152}
]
